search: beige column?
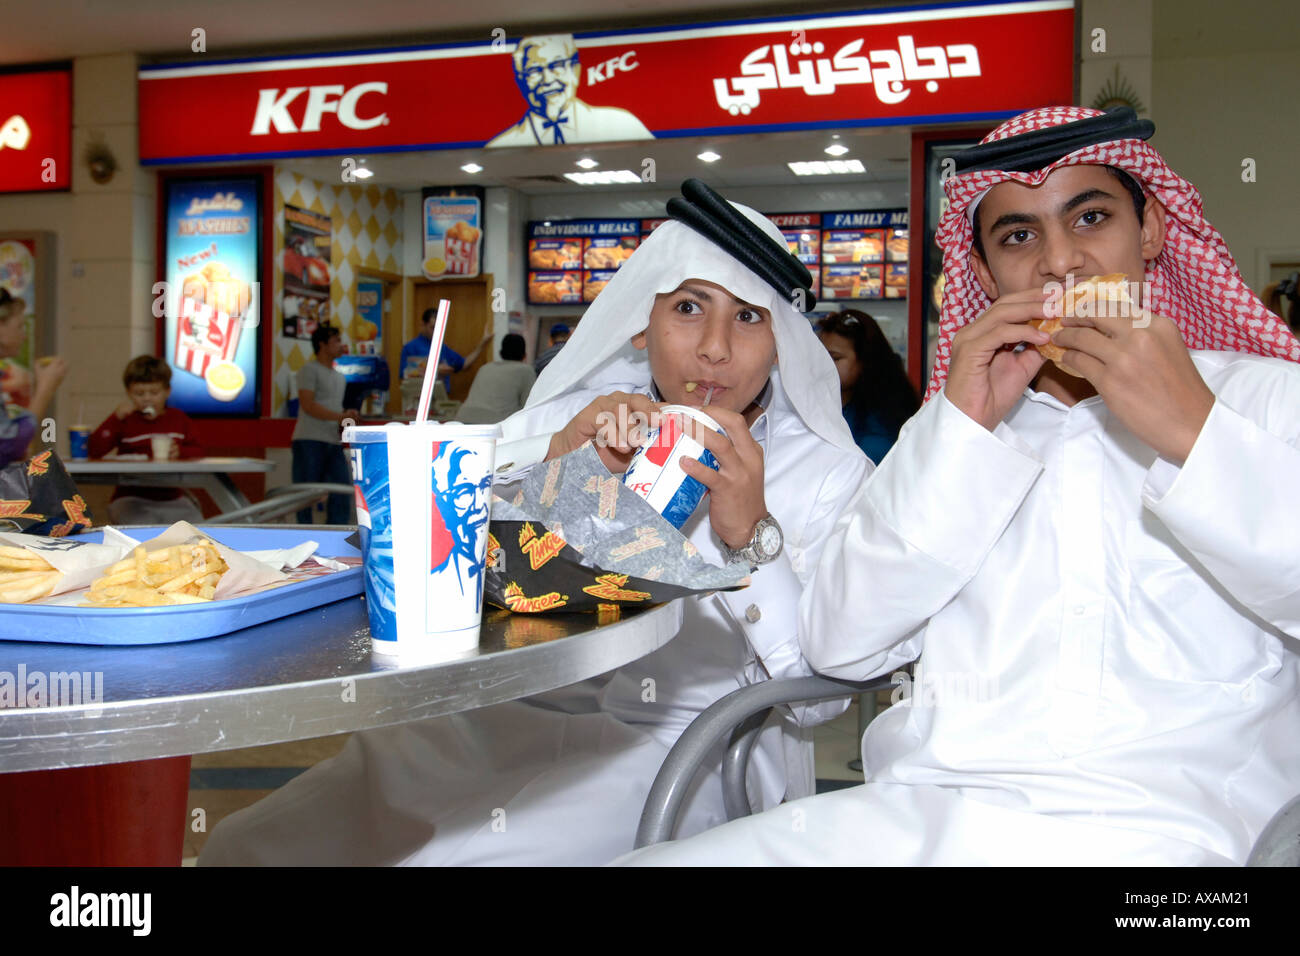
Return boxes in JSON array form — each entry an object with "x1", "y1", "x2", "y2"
[{"x1": 61, "y1": 53, "x2": 155, "y2": 438}]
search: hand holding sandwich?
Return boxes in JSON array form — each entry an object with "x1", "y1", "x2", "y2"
[
  {"x1": 1049, "y1": 285, "x2": 1214, "y2": 465},
  {"x1": 944, "y1": 287, "x2": 1051, "y2": 431}
]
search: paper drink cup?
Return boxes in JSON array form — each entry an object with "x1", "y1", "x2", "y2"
[
  {"x1": 68, "y1": 426, "x2": 90, "y2": 460},
  {"x1": 150, "y1": 436, "x2": 174, "y2": 461},
  {"x1": 622, "y1": 405, "x2": 724, "y2": 528},
  {"x1": 344, "y1": 421, "x2": 500, "y2": 660}
]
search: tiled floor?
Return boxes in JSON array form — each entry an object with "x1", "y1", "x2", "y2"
[{"x1": 182, "y1": 692, "x2": 886, "y2": 863}]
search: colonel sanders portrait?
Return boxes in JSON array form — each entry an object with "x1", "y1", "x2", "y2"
[{"x1": 486, "y1": 34, "x2": 653, "y2": 147}]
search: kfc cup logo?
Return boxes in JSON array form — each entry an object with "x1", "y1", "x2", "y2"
[{"x1": 443, "y1": 220, "x2": 481, "y2": 275}]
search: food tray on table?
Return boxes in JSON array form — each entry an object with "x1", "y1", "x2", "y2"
[{"x1": 0, "y1": 526, "x2": 362, "y2": 646}]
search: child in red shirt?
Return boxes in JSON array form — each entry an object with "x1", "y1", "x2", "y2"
[{"x1": 89, "y1": 355, "x2": 205, "y2": 525}]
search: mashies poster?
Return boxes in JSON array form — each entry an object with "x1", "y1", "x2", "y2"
[{"x1": 161, "y1": 177, "x2": 261, "y2": 415}]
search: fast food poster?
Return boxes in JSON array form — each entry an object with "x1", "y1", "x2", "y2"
[
  {"x1": 281, "y1": 288, "x2": 329, "y2": 341},
  {"x1": 526, "y1": 219, "x2": 637, "y2": 305},
  {"x1": 0, "y1": 238, "x2": 38, "y2": 409},
  {"x1": 355, "y1": 278, "x2": 383, "y2": 348},
  {"x1": 162, "y1": 177, "x2": 260, "y2": 415},
  {"x1": 138, "y1": 1, "x2": 1072, "y2": 162},
  {"x1": 283, "y1": 204, "x2": 332, "y2": 293},
  {"x1": 422, "y1": 188, "x2": 482, "y2": 279}
]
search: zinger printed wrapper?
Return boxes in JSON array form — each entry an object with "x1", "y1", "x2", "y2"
[{"x1": 485, "y1": 443, "x2": 751, "y2": 615}]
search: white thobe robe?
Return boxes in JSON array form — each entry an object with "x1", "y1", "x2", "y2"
[
  {"x1": 622, "y1": 350, "x2": 1300, "y2": 866},
  {"x1": 199, "y1": 384, "x2": 868, "y2": 866}
]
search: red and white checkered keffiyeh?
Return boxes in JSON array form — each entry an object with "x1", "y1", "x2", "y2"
[{"x1": 926, "y1": 105, "x2": 1300, "y2": 399}]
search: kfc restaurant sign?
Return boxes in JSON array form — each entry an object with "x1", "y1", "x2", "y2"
[
  {"x1": 138, "y1": 0, "x2": 1073, "y2": 163},
  {"x1": 0, "y1": 66, "x2": 72, "y2": 192}
]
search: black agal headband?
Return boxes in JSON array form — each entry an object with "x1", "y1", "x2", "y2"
[
  {"x1": 953, "y1": 107, "x2": 1156, "y2": 174},
  {"x1": 667, "y1": 178, "x2": 818, "y2": 312}
]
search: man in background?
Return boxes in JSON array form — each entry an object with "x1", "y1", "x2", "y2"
[
  {"x1": 293, "y1": 325, "x2": 357, "y2": 525},
  {"x1": 400, "y1": 307, "x2": 493, "y2": 394},
  {"x1": 533, "y1": 323, "x2": 571, "y2": 375}
]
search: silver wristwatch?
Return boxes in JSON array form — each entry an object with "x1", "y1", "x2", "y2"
[{"x1": 722, "y1": 514, "x2": 783, "y2": 570}]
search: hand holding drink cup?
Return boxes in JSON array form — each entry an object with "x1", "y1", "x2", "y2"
[{"x1": 545, "y1": 390, "x2": 664, "y2": 474}]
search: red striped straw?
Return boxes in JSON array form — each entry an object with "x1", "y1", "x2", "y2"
[{"x1": 416, "y1": 298, "x2": 451, "y2": 423}]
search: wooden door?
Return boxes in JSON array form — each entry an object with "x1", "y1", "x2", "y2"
[{"x1": 411, "y1": 276, "x2": 492, "y2": 402}]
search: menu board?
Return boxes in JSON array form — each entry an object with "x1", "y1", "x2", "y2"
[
  {"x1": 769, "y1": 213, "x2": 822, "y2": 266},
  {"x1": 527, "y1": 209, "x2": 906, "y2": 305},
  {"x1": 527, "y1": 219, "x2": 638, "y2": 305},
  {"x1": 161, "y1": 176, "x2": 261, "y2": 415},
  {"x1": 820, "y1": 210, "x2": 908, "y2": 300}
]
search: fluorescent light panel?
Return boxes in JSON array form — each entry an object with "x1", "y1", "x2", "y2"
[
  {"x1": 564, "y1": 169, "x2": 642, "y2": 185},
  {"x1": 787, "y1": 159, "x2": 866, "y2": 176}
]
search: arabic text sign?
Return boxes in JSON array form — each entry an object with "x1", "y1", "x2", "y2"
[
  {"x1": 138, "y1": 1, "x2": 1073, "y2": 162},
  {"x1": 0, "y1": 68, "x2": 71, "y2": 192}
]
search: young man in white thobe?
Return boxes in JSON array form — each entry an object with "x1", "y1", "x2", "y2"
[
  {"x1": 623, "y1": 107, "x2": 1300, "y2": 866},
  {"x1": 199, "y1": 181, "x2": 869, "y2": 866}
]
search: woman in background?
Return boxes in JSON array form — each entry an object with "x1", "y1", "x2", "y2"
[
  {"x1": 816, "y1": 309, "x2": 920, "y2": 464},
  {"x1": 454, "y1": 333, "x2": 535, "y2": 425}
]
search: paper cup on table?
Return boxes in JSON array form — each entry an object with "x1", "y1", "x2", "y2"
[
  {"x1": 68, "y1": 426, "x2": 90, "y2": 460},
  {"x1": 344, "y1": 421, "x2": 500, "y2": 660},
  {"x1": 150, "y1": 436, "x2": 174, "y2": 461}
]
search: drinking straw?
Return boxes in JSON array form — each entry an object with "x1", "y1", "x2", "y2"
[
  {"x1": 416, "y1": 299, "x2": 451, "y2": 423},
  {"x1": 702, "y1": 386, "x2": 714, "y2": 407}
]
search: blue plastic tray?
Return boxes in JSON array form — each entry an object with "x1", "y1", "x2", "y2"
[{"x1": 0, "y1": 526, "x2": 362, "y2": 646}]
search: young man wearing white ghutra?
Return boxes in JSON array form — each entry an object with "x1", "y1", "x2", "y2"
[{"x1": 200, "y1": 181, "x2": 871, "y2": 866}]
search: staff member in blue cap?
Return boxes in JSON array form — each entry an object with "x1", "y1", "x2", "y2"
[{"x1": 534, "y1": 322, "x2": 571, "y2": 375}]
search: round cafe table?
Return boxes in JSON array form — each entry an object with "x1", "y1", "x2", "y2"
[{"x1": 0, "y1": 596, "x2": 683, "y2": 865}]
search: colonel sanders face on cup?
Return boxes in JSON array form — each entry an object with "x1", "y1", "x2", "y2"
[
  {"x1": 513, "y1": 35, "x2": 580, "y2": 123},
  {"x1": 433, "y1": 446, "x2": 494, "y2": 589}
]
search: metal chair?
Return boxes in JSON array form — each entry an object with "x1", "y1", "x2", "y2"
[
  {"x1": 205, "y1": 483, "x2": 356, "y2": 525},
  {"x1": 634, "y1": 675, "x2": 1300, "y2": 866},
  {"x1": 635, "y1": 674, "x2": 891, "y2": 848}
]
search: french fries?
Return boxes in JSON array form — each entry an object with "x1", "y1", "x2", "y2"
[
  {"x1": 81, "y1": 539, "x2": 229, "y2": 608},
  {"x1": 0, "y1": 546, "x2": 64, "y2": 603}
]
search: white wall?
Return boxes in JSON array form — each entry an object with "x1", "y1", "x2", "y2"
[{"x1": 1149, "y1": 0, "x2": 1300, "y2": 289}]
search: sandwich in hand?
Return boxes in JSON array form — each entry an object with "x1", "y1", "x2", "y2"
[{"x1": 1028, "y1": 273, "x2": 1132, "y2": 375}]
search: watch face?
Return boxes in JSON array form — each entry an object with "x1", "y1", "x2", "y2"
[{"x1": 758, "y1": 524, "x2": 782, "y2": 556}]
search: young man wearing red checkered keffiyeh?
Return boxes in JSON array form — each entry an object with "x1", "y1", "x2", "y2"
[{"x1": 621, "y1": 107, "x2": 1300, "y2": 866}]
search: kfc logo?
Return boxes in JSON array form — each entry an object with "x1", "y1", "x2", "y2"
[{"x1": 250, "y1": 82, "x2": 388, "y2": 135}]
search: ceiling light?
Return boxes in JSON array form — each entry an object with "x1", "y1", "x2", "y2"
[
  {"x1": 697, "y1": 150, "x2": 721, "y2": 163},
  {"x1": 564, "y1": 169, "x2": 642, "y2": 185},
  {"x1": 351, "y1": 167, "x2": 374, "y2": 179},
  {"x1": 787, "y1": 159, "x2": 866, "y2": 176},
  {"x1": 824, "y1": 144, "x2": 850, "y2": 156},
  {"x1": 461, "y1": 162, "x2": 483, "y2": 174},
  {"x1": 575, "y1": 157, "x2": 600, "y2": 169}
]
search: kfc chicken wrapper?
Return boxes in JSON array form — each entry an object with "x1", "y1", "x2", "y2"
[
  {"x1": 98, "y1": 521, "x2": 297, "y2": 599},
  {"x1": 0, "y1": 532, "x2": 132, "y2": 596},
  {"x1": 484, "y1": 442, "x2": 751, "y2": 615}
]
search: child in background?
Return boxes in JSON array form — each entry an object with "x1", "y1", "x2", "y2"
[
  {"x1": 0, "y1": 288, "x2": 67, "y2": 468},
  {"x1": 89, "y1": 355, "x2": 204, "y2": 525}
]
